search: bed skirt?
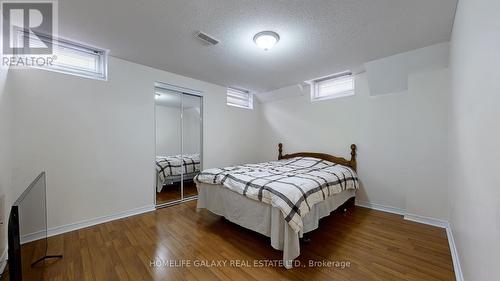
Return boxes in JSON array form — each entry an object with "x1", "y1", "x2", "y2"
[{"x1": 196, "y1": 183, "x2": 355, "y2": 269}]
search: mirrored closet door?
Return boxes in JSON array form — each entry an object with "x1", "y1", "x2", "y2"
[{"x1": 155, "y1": 84, "x2": 202, "y2": 206}]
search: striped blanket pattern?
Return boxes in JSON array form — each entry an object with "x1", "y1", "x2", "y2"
[
  {"x1": 195, "y1": 157, "x2": 358, "y2": 233},
  {"x1": 156, "y1": 154, "x2": 200, "y2": 183}
]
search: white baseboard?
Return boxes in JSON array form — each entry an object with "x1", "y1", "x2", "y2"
[
  {"x1": 445, "y1": 223, "x2": 464, "y2": 281},
  {"x1": 21, "y1": 205, "x2": 155, "y2": 244},
  {"x1": 355, "y1": 200, "x2": 406, "y2": 215},
  {"x1": 357, "y1": 201, "x2": 463, "y2": 281},
  {"x1": 403, "y1": 213, "x2": 449, "y2": 228},
  {"x1": 404, "y1": 214, "x2": 464, "y2": 281},
  {"x1": 20, "y1": 229, "x2": 46, "y2": 244}
]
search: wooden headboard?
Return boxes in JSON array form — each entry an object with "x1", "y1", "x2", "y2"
[{"x1": 278, "y1": 143, "x2": 357, "y2": 171}]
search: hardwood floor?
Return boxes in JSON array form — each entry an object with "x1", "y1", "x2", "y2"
[
  {"x1": 1, "y1": 201, "x2": 455, "y2": 281},
  {"x1": 156, "y1": 181, "x2": 198, "y2": 205}
]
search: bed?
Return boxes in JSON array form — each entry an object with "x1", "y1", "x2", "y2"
[
  {"x1": 195, "y1": 143, "x2": 358, "y2": 269},
  {"x1": 156, "y1": 154, "x2": 201, "y2": 193}
]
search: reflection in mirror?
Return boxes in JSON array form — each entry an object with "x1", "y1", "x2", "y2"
[
  {"x1": 182, "y1": 94, "x2": 202, "y2": 199},
  {"x1": 155, "y1": 88, "x2": 182, "y2": 204}
]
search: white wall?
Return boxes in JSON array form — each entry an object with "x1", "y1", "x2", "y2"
[
  {"x1": 182, "y1": 107, "x2": 202, "y2": 155},
  {"x1": 155, "y1": 105, "x2": 201, "y2": 156},
  {"x1": 0, "y1": 66, "x2": 12, "y2": 261},
  {"x1": 448, "y1": 0, "x2": 500, "y2": 279},
  {"x1": 155, "y1": 105, "x2": 181, "y2": 156},
  {"x1": 405, "y1": 69, "x2": 450, "y2": 219},
  {"x1": 6, "y1": 56, "x2": 262, "y2": 230},
  {"x1": 365, "y1": 42, "x2": 449, "y2": 96},
  {"x1": 258, "y1": 46, "x2": 450, "y2": 219}
]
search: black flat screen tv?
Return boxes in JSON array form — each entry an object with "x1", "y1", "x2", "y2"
[
  {"x1": 7, "y1": 203, "x2": 22, "y2": 281},
  {"x1": 7, "y1": 172, "x2": 61, "y2": 281}
]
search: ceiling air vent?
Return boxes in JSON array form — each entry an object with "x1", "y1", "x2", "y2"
[{"x1": 195, "y1": 31, "x2": 219, "y2": 46}]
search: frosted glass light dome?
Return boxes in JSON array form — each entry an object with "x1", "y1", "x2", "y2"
[{"x1": 253, "y1": 31, "x2": 280, "y2": 51}]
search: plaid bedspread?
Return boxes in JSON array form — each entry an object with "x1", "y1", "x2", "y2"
[
  {"x1": 195, "y1": 157, "x2": 358, "y2": 233},
  {"x1": 156, "y1": 154, "x2": 200, "y2": 183}
]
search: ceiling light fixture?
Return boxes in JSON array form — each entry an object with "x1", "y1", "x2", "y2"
[
  {"x1": 253, "y1": 31, "x2": 280, "y2": 51},
  {"x1": 155, "y1": 93, "x2": 161, "y2": 100}
]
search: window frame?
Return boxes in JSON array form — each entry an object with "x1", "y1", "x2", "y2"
[
  {"x1": 226, "y1": 87, "x2": 253, "y2": 110},
  {"x1": 309, "y1": 72, "x2": 355, "y2": 102},
  {"x1": 15, "y1": 29, "x2": 108, "y2": 81}
]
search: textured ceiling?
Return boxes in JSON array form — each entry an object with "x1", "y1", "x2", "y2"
[{"x1": 58, "y1": 0, "x2": 457, "y2": 93}]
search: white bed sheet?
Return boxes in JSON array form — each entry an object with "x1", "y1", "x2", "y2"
[
  {"x1": 196, "y1": 182, "x2": 355, "y2": 269},
  {"x1": 156, "y1": 172, "x2": 198, "y2": 193}
]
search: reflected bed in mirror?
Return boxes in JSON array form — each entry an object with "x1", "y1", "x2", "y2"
[{"x1": 154, "y1": 84, "x2": 203, "y2": 206}]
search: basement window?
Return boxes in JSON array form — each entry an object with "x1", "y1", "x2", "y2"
[
  {"x1": 309, "y1": 72, "x2": 355, "y2": 102},
  {"x1": 16, "y1": 30, "x2": 108, "y2": 80},
  {"x1": 227, "y1": 87, "x2": 253, "y2": 109}
]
